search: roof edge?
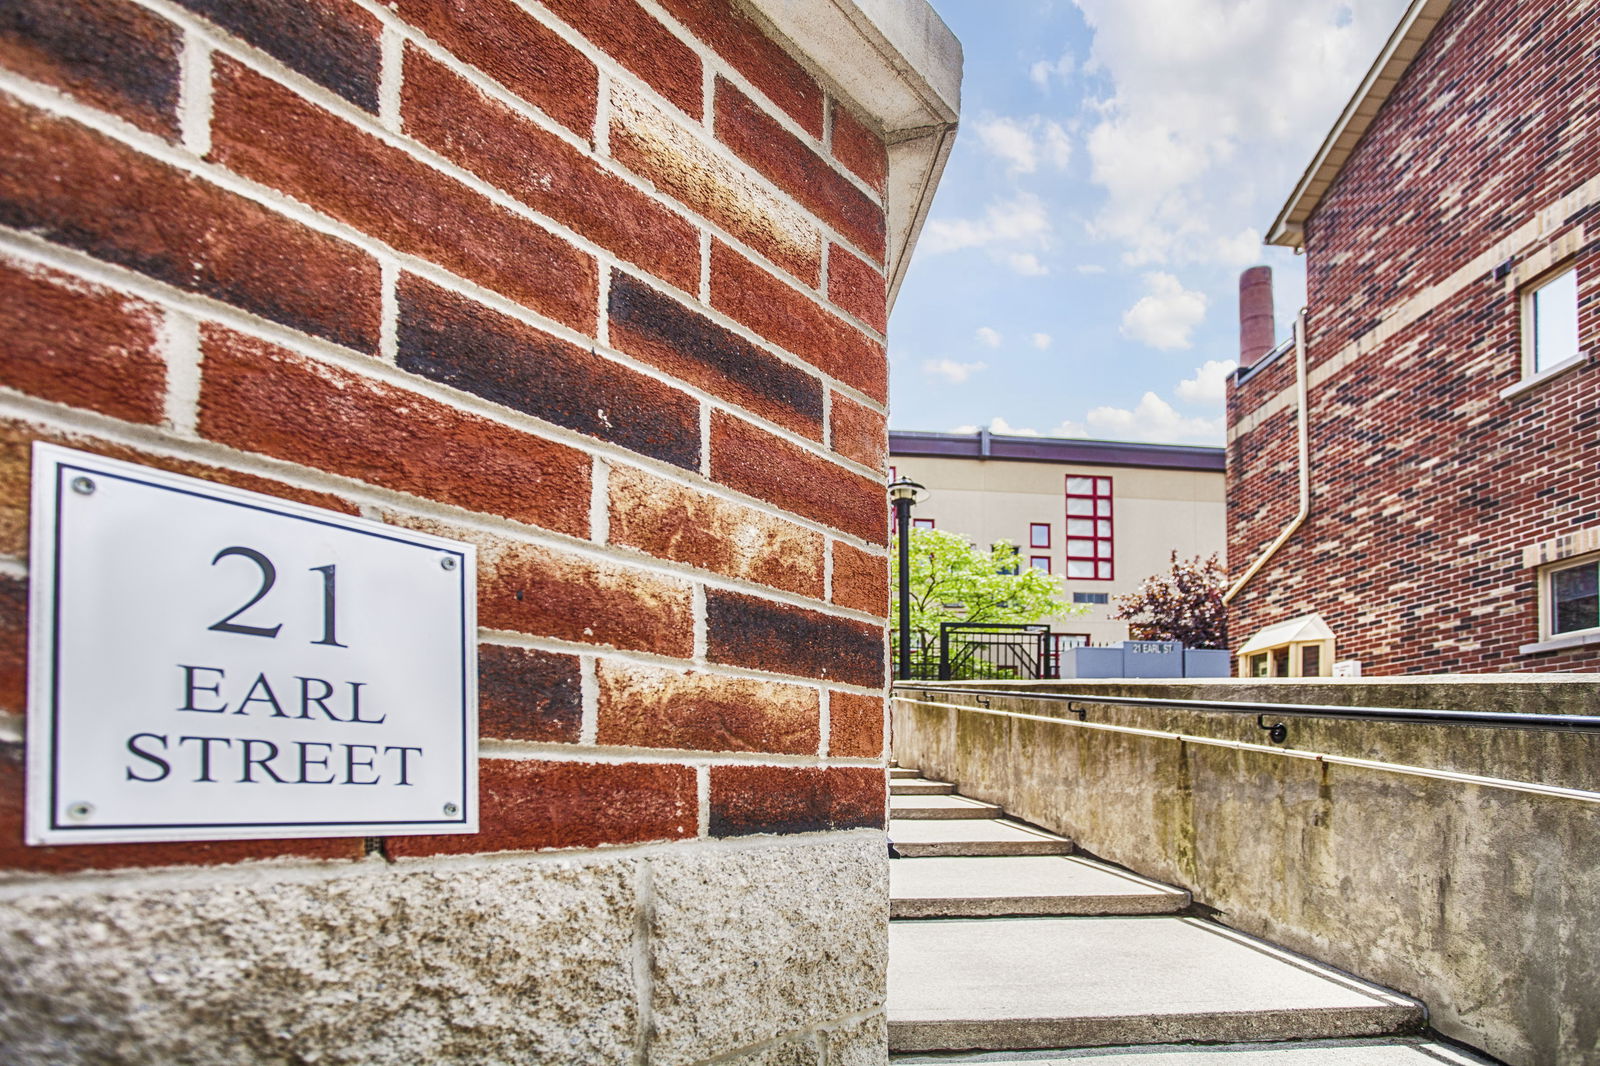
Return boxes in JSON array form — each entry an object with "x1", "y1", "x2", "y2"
[
  {"x1": 1266, "y1": 0, "x2": 1452, "y2": 249},
  {"x1": 889, "y1": 430, "x2": 1225, "y2": 472},
  {"x1": 743, "y1": 0, "x2": 962, "y2": 311}
]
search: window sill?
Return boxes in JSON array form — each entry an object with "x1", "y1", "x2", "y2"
[
  {"x1": 1519, "y1": 630, "x2": 1600, "y2": 656},
  {"x1": 1499, "y1": 350, "x2": 1589, "y2": 400}
]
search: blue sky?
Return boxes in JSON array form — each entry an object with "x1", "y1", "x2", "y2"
[{"x1": 887, "y1": 0, "x2": 1412, "y2": 444}]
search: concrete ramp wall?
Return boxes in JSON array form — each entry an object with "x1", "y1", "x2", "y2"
[{"x1": 892, "y1": 677, "x2": 1600, "y2": 1066}]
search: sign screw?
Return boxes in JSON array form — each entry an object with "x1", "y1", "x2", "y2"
[
  {"x1": 71, "y1": 477, "x2": 95, "y2": 495},
  {"x1": 443, "y1": 802, "x2": 460, "y2": 816},
  {"x1": 66, "y1": 802, "x2": 93, "y2": 819},
  {"x1": 440, "y1": 556, "x2": 457, "y2": 571}
]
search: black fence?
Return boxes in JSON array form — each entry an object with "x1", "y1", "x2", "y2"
[{"x1": 937, "y1": 623, "x2": 1056, "y2": 681}]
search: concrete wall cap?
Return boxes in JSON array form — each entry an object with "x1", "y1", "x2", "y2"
[{"x1": 743, "y1": 0, "x2": 963, "y2": 309}]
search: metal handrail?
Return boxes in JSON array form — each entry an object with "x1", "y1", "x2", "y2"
[{"x1": 892, "y1": 684, "x2": 1600, "y2": 734}]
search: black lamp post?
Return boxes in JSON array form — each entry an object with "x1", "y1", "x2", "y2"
[{"x1": 888, "y1": 476, "x2": 928, "y2": 681}]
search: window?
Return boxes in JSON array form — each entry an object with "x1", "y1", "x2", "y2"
[
  {"x1": 1029, "y1": 556, "x2": 1051, "y2": 573},
  {"x1": 1064, "y1": 475, "x2": 1114, "y2": 580},
  {"x1": 993, "y1": 543, "x2": 1020, "y2": 575},
  {"x1": 1029, "y1": 523, "x2": 1051, "y2": 548},
  {"x1": 1527, "y1": 267, "x2": 1581, "y2": 375},
  {"x1": 912, "y1": 517, "x2": 935, "y2": 530},
  {"x1": 1549, "y1": 558, "x2": 1599, "y2": 637},
  {"x1": 1072, "y1": 592, "x2": 1109, "y2": 605}
]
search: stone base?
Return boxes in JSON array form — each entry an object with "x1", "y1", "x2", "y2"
[{"x1": 0, "y1": 833, "x2": 887, "y2": 1065}]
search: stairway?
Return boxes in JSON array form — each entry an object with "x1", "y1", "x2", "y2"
[{"x1": 886, "y1": 767, "x2": 1492, "y2": 1064}]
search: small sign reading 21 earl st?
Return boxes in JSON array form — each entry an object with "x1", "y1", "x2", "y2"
[{"x1": 26, "y1": 444, "x2": 478, "y2": 845}]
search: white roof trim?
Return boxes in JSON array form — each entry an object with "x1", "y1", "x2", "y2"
[
  {"x1": 1238, "y1": 613, "x2": 1335, "y2": 655},
  {"x1": 1266, "y1": 0, "x2": 1452, "y2": 249},
  {"x1": 743, "y1": 0, "x2": 962, "y2": 309}
]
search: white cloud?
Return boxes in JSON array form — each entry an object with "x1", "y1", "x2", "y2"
[
  {"x1": 1073, "y1": 0, "x2": 1411, "y2": 267},
  {"x1": 923, "y1": 193, "x2": 1054, "y2": 276},
  {"x1": 973, "y1": 116, "x2": 1073, "y2": 175},
  {"x1": 1029, "y1": 51, "x2": 1075, "y2": 91},
  {"x1": 949, "y1": 416, "x2": 1046, "y2": 437},
  {"x1": 1004, "y1": 252, "x2": 1050, "y2": 276},
  {"x1": 1175, "y1": 358, "x2": 1239, "y2": 404},
  {"x1": 1076, "y1": 264, "x2": 1107, "y2": 275},
  {"x1": 974, "y1": 327, "x2": 1003, "y2": 348},
  {"x1": 923, "y1": 359, "x2": 989, "y2": 384},
  {"x1": 1120, "y1": 272, "x2": 1208, "y2": 350},
  {"x1": 1083, "y1": 392, "x2": 1225, "y2": 445},
  {"x1": 1031, "y1": 332, "x2": 1053, "y2": 350}
]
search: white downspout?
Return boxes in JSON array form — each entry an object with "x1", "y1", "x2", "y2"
[{"x1": 1222, "y1": 308, "x2": 1310, "y2": 605}]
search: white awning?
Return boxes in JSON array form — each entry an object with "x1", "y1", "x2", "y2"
[{"x1": 1238, "y1": 613, "x2": 1334, "y2": 655}]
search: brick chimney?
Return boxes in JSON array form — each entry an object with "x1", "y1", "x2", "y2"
[{"x1": 1238, "y1": 266, "x2": 1275, "y2": 367}]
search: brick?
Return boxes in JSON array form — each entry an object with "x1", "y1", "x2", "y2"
[
  {"x1": 0, "y1": 744, "x2": 361, "y2": 873},
  {"x1": 827, "y1": 691, "x2": 884, "y2": 759},
  {"x1": 402, "y1": 49, "x2": 698, "y2": 293},
  {"x1": 829, "y1": 392, "x2": 886, "y2": 472},
  {"x1": 595, "y1": 661, "x2": 819, "y2": 755},
  {"x1": 710, "y1": 411, "x2": 885, "y2": 544},
  {"x1": 393, "y1": 0, "x2": 596, "y2": 138},
  {"x1": 209, "y1": 59, "x2": 597, "y2": 333},
  {"x1": 463, "y1": 526, "x2": 694, "y2": 657},
  {"x1": 710, "y1": 241, "x2": 886, "y2": 402},
  {"x1": 0, "y1": 576, "x2": 21, "y2": 717},
  {"x1": 609, "y1": 83, "x2": 821, "y2": 286},
  {"x1": 478, "y1": 644, "x2": 581, "y2": 744},
  {"x1": 0, "y1": 416, "x2": 359, "y2": 560},
  {"x1": 708, "y1": 764, "x2": 884, "y2": 837},
  {"x1": 607, "y1": 271, "x2": 823, "y2": 438},
  {"x1": 714, "y1": 79, "x2": 883, "y2": 261},
  {"x1": 0, "y1": 94, "x2": 380, "y2": 353},
  {"x1": 0, "y1": 256, "x2": 166, "y2": 424},
  {"x1": 172, "y1": 0, "x2": 379, "y2": 112},
  {"x1": 831, "y1": 541, "x2": 887, "y2": 617},
  {"x1": 198, "y1": 325, "x2": 591, "y2": 536},
  {"x1": 386, "y1": 757, "x2": 696, "y2": 856},
  {"x1": 705, "y1": 588, "x2": 883, "y2": 686},
  {"x1": 830, "y1": 101, "x2": 886, "y2": 193},
  {"x1": 609, "y1": 464, "x2": 823, "y2": 597},
  {"x1": 655, "y1": 0, "x2": 822, "y2": 136},
  {"x1": 0, "y1": 0, "x2": 180, "y2": 137},
  {"x1": 540, "y1": 0, "x2": 701, "y2": 118},
  {"x1": 396, "y1": 274, "x2": 700, "y2": 470},
  {"x1": 826, "y1": 242, "x2": 887, "y2": 334}
]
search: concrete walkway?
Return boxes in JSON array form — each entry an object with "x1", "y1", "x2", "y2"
[{"x1": 886, "y1": 769, "x2": 1493, "y2": 1063}]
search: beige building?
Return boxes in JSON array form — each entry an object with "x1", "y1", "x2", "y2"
[{"x1": 891, "y1": 430, "x2": 1226, "y2": 648}]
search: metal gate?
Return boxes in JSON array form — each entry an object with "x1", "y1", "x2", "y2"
[{"x1": 938, "y1": 623, "x2": 1056, "y2": 681}]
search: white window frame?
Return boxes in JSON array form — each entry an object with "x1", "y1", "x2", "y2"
[
  {"x1": 1504, "y1": 264, "x2": 1586, "y2": 397},
  {"x1": 1539, "y1": 554, "x2": 1600, "y2": 644}
]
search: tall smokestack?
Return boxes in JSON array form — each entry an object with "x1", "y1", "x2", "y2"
[{"x1": 1238, "y1": 266, "x2": 1275, "y2": 367}]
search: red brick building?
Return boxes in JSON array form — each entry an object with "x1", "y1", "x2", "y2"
[
  {"x1": 0, "y1": 0, "x2": 959, "y2": 1059},
  {"x1": 1227, "y1": 0, "x2": 1599, "y2": 675}
]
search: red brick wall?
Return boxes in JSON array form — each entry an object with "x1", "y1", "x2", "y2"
[
  {"x1": 0, "y1": 0, "x2": 891, "y2": 874},
  {"x1": 1227, "y1": 0, "x2": 1600, "y2": 674}
]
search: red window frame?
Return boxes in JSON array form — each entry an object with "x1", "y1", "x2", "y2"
[
  {"x1": 1029, "y1": 555, "x2": 1051, "y2": 573},
  {"x1": 912, "y1": 517, "x2": 936, "y2": 530},
  {"x1": 1064, "y1": 475, "x2": 1113, "y2": 581},
  {"x1": 1029, "y1": 523, "x2": 1051, "y2": 548}
]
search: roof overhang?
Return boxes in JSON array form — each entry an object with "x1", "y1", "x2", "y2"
[
  {"x1": 1238, "y1": 614, "x2": 1335, "y2": 655},
  {"x1": 889, "y1": 430, "x2": 1226, "y2": 472},
  {"x1": 744, "y1": 0, "x2": 962, "y2": 309},
  {"x1": 1266, "y1": 0, "x2": 1452, "y2": 249}
]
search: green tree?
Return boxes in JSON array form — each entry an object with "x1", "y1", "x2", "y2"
[
  {"x1": 1113, "y1": 551, "x2": 1228, "y2": 648},
  {"x1": 890, "y1": 527, "x2": 1074, "y2": 673}
]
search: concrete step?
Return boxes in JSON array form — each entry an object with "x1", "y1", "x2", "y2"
[
  {"x1": 892, "y1": 779, "x2": 957, "y2": 796},
  {"x1": 891, "y1": 767, "x2": 922, "y2": 779},
  {"x1": 890, "y1": 1037, "x2": 1495, "y2": 1063},
  {"x1": 890, "y1": 817, "x2": 1073, "y2": 857},
  {"x1": 891, "y1": 795, "x2": 1005, "y2": 820},
  {"x1": 890, "y1": 856, "x2": 1190, "y2": 918},
  {"x1": 887, "y1": 916, "x2": 1424, "y2": 1053}
]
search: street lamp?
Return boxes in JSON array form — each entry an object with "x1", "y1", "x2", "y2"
[{"x1": 888, "y1": 476, "x2": 928, "y2": 681}]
